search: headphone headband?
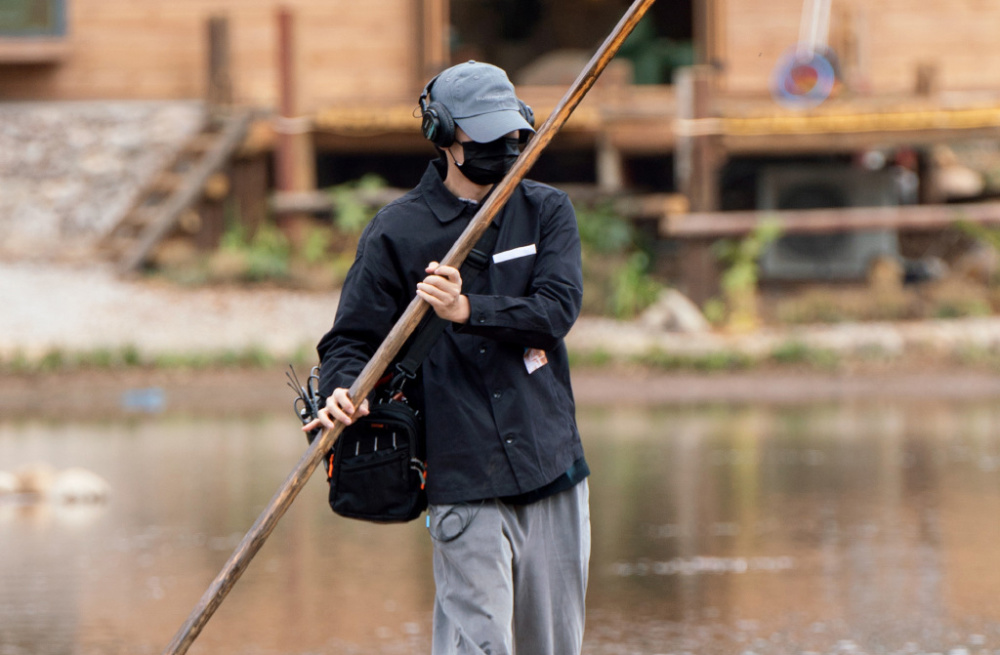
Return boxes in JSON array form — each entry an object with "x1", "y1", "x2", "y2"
[{"x1": 418, "y1": 70, "x2": 534, "y2": 148}]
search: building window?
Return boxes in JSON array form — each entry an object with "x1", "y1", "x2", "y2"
[{"x1": 0, "y1": 0, "x2": 66, "y2": 38}]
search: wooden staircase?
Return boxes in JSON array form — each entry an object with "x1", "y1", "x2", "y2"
[{"x1": 100, "y1": 109, "x2": 254, "y2": 273}]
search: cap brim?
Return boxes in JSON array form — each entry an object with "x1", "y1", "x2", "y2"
[{"x1": 456, "y1": 110, "x2": 535, "y2": 143}]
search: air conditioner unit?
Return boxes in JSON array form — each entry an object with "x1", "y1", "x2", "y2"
[{"x1": 757, "y1": 166, "x2": 900, "y2": 280}]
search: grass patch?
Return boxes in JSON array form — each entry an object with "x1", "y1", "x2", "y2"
[
  {"x1": 568, "y1": 347, "x2": 614, "y2": 368},
  {"x1": 568, "y1": 342, "x2": 854, "y2": 372},
  {"x1": 953, "y1": 344, "x2": 1000, "y2": 369},
  {"x1": 0, "y1": 344, "x2": 295, "y2": 374},
  {"x1": 769, "y1": 340, "x2": 840, "y2": 369},
  {"x1": 637, "y1": 348, "x2": 755, "y2": 372}
]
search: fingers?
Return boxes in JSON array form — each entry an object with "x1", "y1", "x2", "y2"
[
  {"x1": 433, "y1": 264, "x2": 461, "y2": 282},
  {"x1": 313, "y1": 388, "x2": 368, "y2": 427},
  {"x1": 417, "y1": 264, "x2": 462, "y2": 306},
  {"x1": 416, "y1": 280, "x2": 455, "y2": 305},
  {"x1": 302, "y1": 391, "x2": 370, "y2": 436},
  {"x1": 423, "y1": 262, "x2": 461, "y2": 282}
]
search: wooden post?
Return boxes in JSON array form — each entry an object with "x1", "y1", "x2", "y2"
[
  {"x1": 232, "y1": 155, "x2": 269, "y2": 239},
  {"x1": 206, "y1": 16, "x2": 232, "y2": 110},
  {"x1": 675, "y1": 65, "x2": 724, "y2": 305},
  {"x1": 694, "y1": 0, "x2": 724, "y2": 69},
  {"x1": 276, "y1": 7, "x2": 295, "y2": 194},
  {"x1": 421, "y1": 0, "x2": 451, "y2": 81},
  {"x1": 915, "y1": 62, "x2": 939, "y2": 97},
  {"x1": 596, "y1": 133, "x2": 624, "y2": 193},
  {"x1": 201, "y1": 14, "x2": 234, "y2": 250},
  {"x1": 275, "y1": 6, "x2": 316, "y2": 245}
]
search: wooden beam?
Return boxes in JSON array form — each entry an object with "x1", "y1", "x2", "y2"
[
  {"x1": 0, "y1": 38, "x2": 70, "y2": 63},
  {"x1": 662, "y1": 202, "x2": 1000, "y2": 239},
  {"x1": 270, "y1": 188, "x2": 407, "y2": 215},
  {"x1": 723, "y1": 126, "x2": 1000, "y2": 155}
]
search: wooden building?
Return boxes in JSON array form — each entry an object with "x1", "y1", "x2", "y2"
[
  {"x1": 3, "y1": 0, "x2": 997, "y2": 190},
  {"x1": 4, "y1": 0, "x2": 1000, "y2": 293}
]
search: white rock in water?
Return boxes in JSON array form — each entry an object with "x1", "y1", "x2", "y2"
[
  {"x1": 15, "y1": 462, "x2": 57, "y2": 495},
  {"x1": 0, "y1": 470, "x2": 17, "y2": 494},
  {"x1": 47, "y1": 467, "x2": 111, "y2": 504}
]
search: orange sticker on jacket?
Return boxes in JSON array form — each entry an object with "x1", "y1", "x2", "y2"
[{"x1": 523, "y1": 348, "x2": 548, "y2": 374}]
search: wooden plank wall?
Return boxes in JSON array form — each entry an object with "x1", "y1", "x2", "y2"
[
  {"x1": 8, "y1": 0, "x2": 1000, "y2": 107},
  {"x1": 0, "y1": 0, "x2": 419, "y2": 111},
  {"x1": 723, "y1": 0, "x2": 1000, "y2": 96}
]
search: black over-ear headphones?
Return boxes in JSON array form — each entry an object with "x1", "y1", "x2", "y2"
[{"x1": 418, "y1": 73, "x2": 535, "y2": 148}]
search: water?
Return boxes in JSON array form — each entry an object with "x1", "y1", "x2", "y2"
[{"x1": 3, "y1": 401, "x2": 1000, "y2": 654}]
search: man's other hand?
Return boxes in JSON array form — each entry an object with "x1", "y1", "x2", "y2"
[{"x1": 417, "y1": 262, "x2": 471, "y2": 323}]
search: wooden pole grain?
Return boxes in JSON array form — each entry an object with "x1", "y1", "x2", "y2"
[{"x1": 162, "y1": 1, "x2": 657, "y2": 652}]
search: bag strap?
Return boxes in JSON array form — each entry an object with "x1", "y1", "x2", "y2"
[{"x1": 392, "y1": 220, "x2": 501, "y2": 388}]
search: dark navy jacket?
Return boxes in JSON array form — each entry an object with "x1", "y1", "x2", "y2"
[{"x1": 317, "y1": 161, "x2": 585, "y2": 505}]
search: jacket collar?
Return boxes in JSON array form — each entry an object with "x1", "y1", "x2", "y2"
[{"x1": 420, "y1": 159, "x2": 502, "y2": 226}]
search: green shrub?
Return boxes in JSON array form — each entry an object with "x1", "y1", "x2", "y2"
[
  {"x1": 576, "y1": 204, "x2": 662, "y2": 319},
  {"x1": 610, "y1": 252, "x2": 663, "y2": 319},
  {"x1": 328, "y1": 174, "x2": 386, "y2": 235},
  {"x1": 711, "y1": 219, "x2": 783, "y2": 331}
]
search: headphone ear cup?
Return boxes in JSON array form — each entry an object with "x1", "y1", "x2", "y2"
[
  {"x1": 422, "y1": 101, "x2": 455, "y2": 148},
  {"x1": 518, "y1": 100, "x2": 535, "y2": 129},
  {"x1": 517, "y1": 100, "x2": 535, "y2": 144}
]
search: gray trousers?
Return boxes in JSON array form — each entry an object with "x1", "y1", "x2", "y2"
[{"x1": 428, "y1": 481, "x2": 590, "y2": 655}]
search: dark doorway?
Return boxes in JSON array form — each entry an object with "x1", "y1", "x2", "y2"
[{"x1": 449, "y1": 0, "x2": 693, "y2": 85}]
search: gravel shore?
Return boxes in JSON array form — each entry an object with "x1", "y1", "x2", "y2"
[
  {"x1": 5, "y1": 259, "x2": 1000, "y2": 365},
  {"x1": 1, "y1": 260, "x2": 337, "y2": 361}
]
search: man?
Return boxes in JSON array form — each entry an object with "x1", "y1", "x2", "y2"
[{"x1": 305, "y1": 61, "x2": 590, "y2": 655}]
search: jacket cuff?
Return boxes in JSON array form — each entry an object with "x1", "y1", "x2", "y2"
[{"x1": 461, "y1": 294, "x2": 495, "y2": 329}]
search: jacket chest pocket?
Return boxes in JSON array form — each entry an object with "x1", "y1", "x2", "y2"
[{"x1": 487, "y1": 248, "x2": 535, "y2": 296}]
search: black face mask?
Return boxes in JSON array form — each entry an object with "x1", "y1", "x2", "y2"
[{"x1": 456, "y1": 137, "x2": 521, "y2": 185}]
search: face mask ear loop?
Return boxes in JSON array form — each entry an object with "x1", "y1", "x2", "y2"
[{"x1": 447, "y1": 145, "x2": 461, "y2": 168}]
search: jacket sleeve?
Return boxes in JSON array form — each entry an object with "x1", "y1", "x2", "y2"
[
  {"x1": 316, "y1": 217, "x2": 405, "y2": 398},
  {"x1": 457, "y1": 192, "x2": 583, "y2": 350}
]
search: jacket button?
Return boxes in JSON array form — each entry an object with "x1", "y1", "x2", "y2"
[
  {"x1": 479, "y1": 345, "x2": 487, "y2": 354},
  {"x1": 477, "y1": 315, "x2": 486, "y2": 324},
  {"x1": 504, "y1": 436, "x2": 515, "y2": 445},
  {"x1": 492, "y1": 391, "x2": 502, "y2": 399}
]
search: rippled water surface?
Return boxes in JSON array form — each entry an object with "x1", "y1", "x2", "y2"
[{"x1": 3, "y1": 400, "x2": 1000, "y2": 654}]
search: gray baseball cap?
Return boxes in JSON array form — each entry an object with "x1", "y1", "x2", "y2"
[{"x1": 431, "y1": 61, "x2": 535, "y2": 143}]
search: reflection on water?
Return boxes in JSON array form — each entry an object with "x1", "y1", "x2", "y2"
[{"x1": 2, "y1": 402, "x2": 1000, "y2": 654}]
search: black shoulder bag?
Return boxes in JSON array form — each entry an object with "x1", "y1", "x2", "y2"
[{"x1": 291, "y1": 221, "x2": 500, "y2": 523}]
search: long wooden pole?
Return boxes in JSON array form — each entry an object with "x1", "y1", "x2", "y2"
[{"x1": 162, "y1": 1, "x2": 656, "y2": 652}]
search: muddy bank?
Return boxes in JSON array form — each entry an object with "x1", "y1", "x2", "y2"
[{"x1": 3, "y1": 260, "x2": 1000, "y2": 420}]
